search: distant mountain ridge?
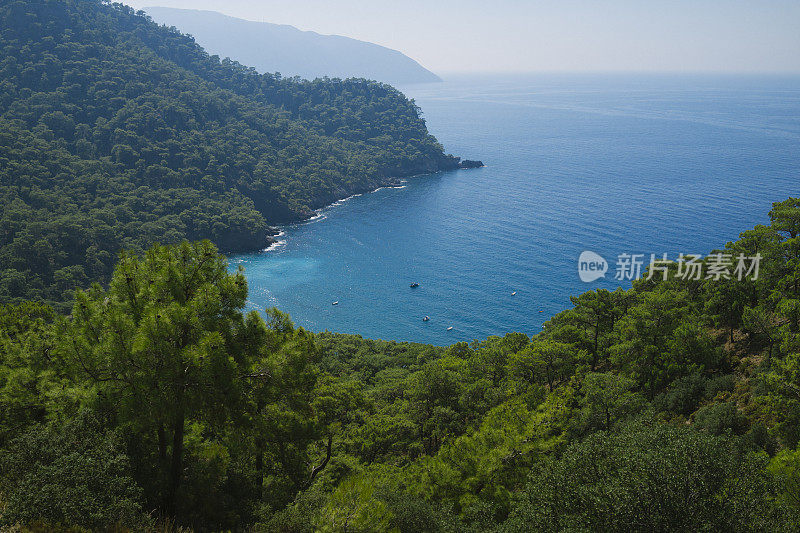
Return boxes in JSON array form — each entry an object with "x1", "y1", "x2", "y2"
[{"x1": 143, "y1": 7, "x2": 442, "y2": 85}]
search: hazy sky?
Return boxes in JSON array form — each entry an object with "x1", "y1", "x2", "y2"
[{"x1": 125, "y1": 0, "x2": 800, "y2": 74}]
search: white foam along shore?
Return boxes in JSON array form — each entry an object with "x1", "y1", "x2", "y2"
[
  {"x1": 371, "y1": 184, "x2": 407, "y2": 193},
  {"x1": 262, "y1": 179, "x2": 410, "y2": 252},
  {"x1": 262, "y1": 230, "x2": 286, "y2": 252}
]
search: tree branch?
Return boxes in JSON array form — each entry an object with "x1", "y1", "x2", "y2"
[{"x1": 308, "y1": 433, "x2": 333, "y2": 486}]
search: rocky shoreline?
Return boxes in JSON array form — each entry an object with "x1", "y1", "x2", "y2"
[{"x1": 260, "y1": 159, "x2": 484, "y2": 248}]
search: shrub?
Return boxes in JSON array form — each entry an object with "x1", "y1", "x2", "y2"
[{"x1": 0, "y1": 413, "x2": 148, "y2": 530}]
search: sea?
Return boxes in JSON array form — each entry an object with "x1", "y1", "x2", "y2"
[{"x1": 229, "y1": 73, "x2": 800, "y2": 345}]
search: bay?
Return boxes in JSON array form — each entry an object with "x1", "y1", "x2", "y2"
[{"x1": 230, "y1": 73, "x2": 800, "y2": 345}]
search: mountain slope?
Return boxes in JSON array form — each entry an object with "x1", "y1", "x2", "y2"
[
  {"x1": 1, "y1": 201, "x2": 799, "y2": 530},
  {"x1": 0, "y1": 0, "x2": 460, "y2": 307},
  {"x1": 144, "y1": 7, "x2": 442, "y2": 85}
]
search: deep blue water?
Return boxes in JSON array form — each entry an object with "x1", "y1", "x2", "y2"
[{"x1": 230, "y1": 74, "x2": 800, "y2": 345}]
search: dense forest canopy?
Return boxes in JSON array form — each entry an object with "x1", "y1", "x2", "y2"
[
  {"x1": 2, "y1": 1, "x2": 800, "y2": 531},
  {"x1": 1, "y1": 200, "x2": 800, "y2": 530},
  {"x1": 0, "y1": 0, "x2": 460, "y2": 308}
]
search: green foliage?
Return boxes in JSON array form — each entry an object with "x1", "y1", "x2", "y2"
[
  {"x1": 576, "y1": 371, "x2": 644, "y2": 431},
  {"x1": 653, "y1": 372, "x2": 708, "y2": 416},
  {"x1": 0, "y1": 241, "x2": 328, "y2": 529},
  {"x1": 1, "y1": 3, "x2": 797, "y2": 530},
  {"x1": 507, "y1": 339, "x2": 576, "y2": 391},
  {"x1": 0, "y1": 413, "x2": 148, "y2": 530},
  {"x1": 379, "y1": 491, "x2": 458, "y2": 533},
  {"x1": 314, "y1": 474, "x2": 397, "y2": 533},
  {"x1": 0, "y1": 0, "x2": 459, "y2": 307},
  {"x1": 611, "y1": 286, "x2": 696, "y2": 399},
  {"x1": 404, "y1": 394, "x2": 568, "y2": 522},
  {"x1": 769, "y1": 447, "x2": 800, "y2": 510},
  {"x1": 758, "y1": 351, "x2": 800, "y2": 447},
  {"x1": 4, "y1": 199, "x2": 800, "y2": 530},
  {"x1": 502, "y1": 423, "x2": 792, "y2": 532},
  {"x1": 59, "y1": 240, "x2": 256, "y2": 515},
  {"x1": 694, "y1": 401, "x2": 750, "y2": 436},
  {"x1": 553, "y1": 288, "x2": 624, "y2": 369}
]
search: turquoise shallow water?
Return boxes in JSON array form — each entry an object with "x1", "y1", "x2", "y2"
[{"x1": 230, "y1": 74, "x2": 800, "y2": 345}]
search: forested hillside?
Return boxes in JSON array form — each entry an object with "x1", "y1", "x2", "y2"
[
  {"x1": 1, "y1": 199, "x2": 799, "y2": 531},
  {"x1": 2, "y1": 2, "x2": 798, "y2": 531},
  {"x1": 0, "y1": 0, "x2": 459, "y2": 308}
]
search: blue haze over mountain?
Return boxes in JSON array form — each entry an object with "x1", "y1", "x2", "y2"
[{"x1": 143, "y1": 6, "x2": 441, "y2": 84}]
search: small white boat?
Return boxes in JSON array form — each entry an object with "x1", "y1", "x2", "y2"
[
  {"x1": 332, "y1": 301, "x2": 339, "y2": 305},
  {"x1": 447, "y1": 326, "x2": 454, "y2": 331},
  {"x1": 511, "y1": 291, "x2": 517, "y2": 296},
  {"x1": 423, "y1": 316, "x2": 430, "y2": 322}
]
